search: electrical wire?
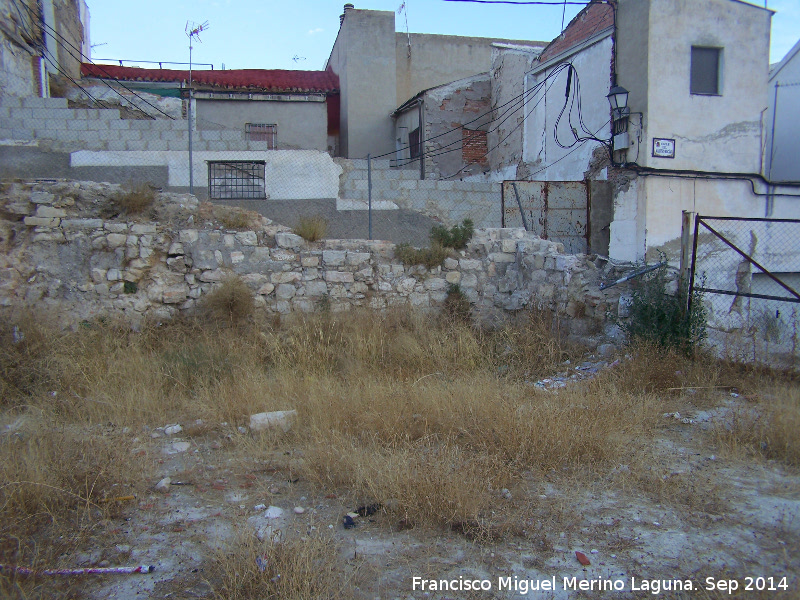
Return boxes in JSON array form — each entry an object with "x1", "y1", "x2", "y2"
[
  {"x1": 440, "y1": 67, "x2": 571, "y2": 179},
  {"x1": 386, "y1": 63, "x2": 572, "y2": 168},
  {"x1": 369, "y1": 66, "x2": 558, "y2": 161},
  {"x1": 12, "y1": 0, "x2": 174, "y2": 120}
]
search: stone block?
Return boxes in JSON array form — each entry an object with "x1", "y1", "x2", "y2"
[
  {"x1": 23, "y1": 216, "x2": 58, "y2": 227},
  {"x1": 276, "y1": 283, "x2": 296, "y2": 299},
  {"x1": 325, "y1": 271, "x2": 354, "y2": 283},
  {"x1": 459, "y1": 259, "x2": 483, "y2": 270},
  {"x1": 305, "y1": 281, "x2": 328, "y2": 296},
  {"x1": 235, "y1": 231, "x2": 258, "y2": 246},
  {"x1": 346, "y1": 252, "x2": 371, "y2": 266},
  {"x1": 301, "y1": 256, "x2": 320, "y2": 267},
  {"x1": 323, "y1": 250, "x2": 346, "y2": 266},
  {"x1": 35, "y1": 205, "x2": 66, "y2": 218},
  {"x1": 180, "y1": 229, "x2": 199, "y2": 244},
  {"x1": 275, "y1": 232, "x2": 305, "y2": 249},
  {"x1": 488, "y1": 252, "x2": 515, "y2": 263},
  {"x1": 271, "y1": 272, "x2": 301, "y2": 284},
  {"x1": 163, "y1": 284, "x2": 190, "y2": 304},
  {"x1": 445, "y1": 271, "x2": 462, "y2": 285}
]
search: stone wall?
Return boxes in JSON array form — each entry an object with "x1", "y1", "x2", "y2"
[{"x1": 0, "y1": 179, "x2": 619, "y2": 344}]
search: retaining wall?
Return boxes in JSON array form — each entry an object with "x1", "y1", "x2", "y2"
[
  {"x1": 337, "y1": 158, "x2": 502, "y2": 228},
  {"x1": 0, "y1": 179, "x2": 618, "y2": 344}
]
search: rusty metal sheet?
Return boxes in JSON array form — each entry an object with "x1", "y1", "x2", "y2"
[{"x1": 502, "y1": 180, "x2": 588, "y2": 254}]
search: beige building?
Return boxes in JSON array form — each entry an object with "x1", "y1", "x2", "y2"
[{"x1": 324, "y1": 4, "x2": 546, "y2": 159}]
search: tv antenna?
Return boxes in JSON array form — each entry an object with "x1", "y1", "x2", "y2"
[{"x1": 185, "y1": 20, "x2": 209, "y2": 195}]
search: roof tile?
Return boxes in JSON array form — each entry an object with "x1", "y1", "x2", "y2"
[{"x1": 80, "y1": 64, "x2": 339, "y2": 93}]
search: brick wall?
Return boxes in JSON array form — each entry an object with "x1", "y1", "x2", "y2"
[{"x1": 462, "y1": 128, "x2": 488, "y2": 165}]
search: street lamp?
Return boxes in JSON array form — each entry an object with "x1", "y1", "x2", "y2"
[{"x1": 606, "y1": 85, "x2": 630, "y2": 120}]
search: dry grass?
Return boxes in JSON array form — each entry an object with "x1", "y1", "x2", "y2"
[
  {"x1": 113, "y1": 181, "x2": 156, "y2": 216},
  {"x1": 201, "y1": 275, "x2": 256, "y2": 325},
  {"x1": 208, "y1": 530, "x2": 354, "y2": 600},
  {"x1": 713, "y1": 384, "x2": 800, "y2": 466},
  {"x1": 293, "y1": 215, "x2": 328, "y2": 242},
  {"x1": 0, "y1": 306, "x2": 798, "y2": 597},
  {"x1": 196, "y1": 202, "x2": 260, "y2": 229}
]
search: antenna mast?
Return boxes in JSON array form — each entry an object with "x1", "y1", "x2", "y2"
[{"x1": 186, "y1": 20, "x2": 209, "y2": 196}]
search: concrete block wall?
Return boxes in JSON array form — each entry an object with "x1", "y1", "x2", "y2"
[
  {"x1": 0, "y1": 179, "x2": 619, "y2": 345},
  {"x1": 0, "y1": 96, "x2": 266, "y2": 153},
  {"x1": 337, "y1": 158, "x2": 502, "y2": 228}
]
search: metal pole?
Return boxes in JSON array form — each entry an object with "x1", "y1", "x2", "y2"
[
  {"x1": 680, "y1": 210, "x2": 695, "y2": 310},
  {"x1": 367, "y1": 153, "x2": 372, "y2": 240},
  {"x1": 188, "y1": 39, "x2": 193, "y2": 195},
  {"x1": 511, "y1": 182, "x2": 530, "y2": 231},
  {"x1": 687, "y1": 214, "x2": 701, "y2": 314}
]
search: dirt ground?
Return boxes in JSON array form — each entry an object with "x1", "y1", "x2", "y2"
[{"x1": 8, "y1": 358, "x2": 794, "y2": 600}]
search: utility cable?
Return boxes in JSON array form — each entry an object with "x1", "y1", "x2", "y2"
[
  {"x1": 382, "y1": 62, "x2": 572, "y2": 168},
  {"x1": 13, "y1": 0, "x2": 173, "y2": 120}
]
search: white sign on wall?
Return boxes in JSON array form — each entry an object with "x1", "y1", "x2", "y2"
[{"x1": 652, "y1": 138, "x2": 676, "y2": 158}]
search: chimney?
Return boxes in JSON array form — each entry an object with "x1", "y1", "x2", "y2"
[{"x1": 340, "y1": 4, "x2": 354, "y2": 26}]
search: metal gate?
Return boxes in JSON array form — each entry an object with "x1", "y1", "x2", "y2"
[{"x1": 689, "y1": 215, "x2": 800, "y2": 364}]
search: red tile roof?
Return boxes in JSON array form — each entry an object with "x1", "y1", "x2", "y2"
[
  {"x1": 538, "y1": 1, "x2": 614, "y2": 64},
  {"x1": 80, "y1": 63, "x2": 339, "y2": 93}
]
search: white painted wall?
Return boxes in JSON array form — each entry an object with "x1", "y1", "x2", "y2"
[
  {"x1": 522, "y1": 36, "x2": 613, "y2": 181},
  {"x1": 70, "y1": 150, "x2": 343, "y2": 200},
  {"x1": 636, "y1": 0, "x2": 770, "y2": 173}
]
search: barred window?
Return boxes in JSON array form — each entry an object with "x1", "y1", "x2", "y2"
[
  {"x1": 245, "y1": 123, "x2": 277, "y2": 148},
  {"x1": 208, "y1": 161, "x2": 266, "y2": 199}
]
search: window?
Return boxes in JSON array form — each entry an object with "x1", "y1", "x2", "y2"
[
  {"x1": 245, "y1": 123, "x2": 277, "y2": 149},
  {"x1": 208, "y1": 161, "x2": 266, "y2": 199},
  {"x1": 408, "y1": 127, "x2": 421, "y2": 159},
  {"x1": 690, "y1": 47, "x2": 721, "y2": 95}
]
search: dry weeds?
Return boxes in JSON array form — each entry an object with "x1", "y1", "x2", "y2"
[{"x1": 0, "y1": 307, "x2": 797, "y2": 597}]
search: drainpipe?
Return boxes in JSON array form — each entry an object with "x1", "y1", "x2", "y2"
[{"x1": 766, "y1": 82, "x2": 779, "y2": 217}]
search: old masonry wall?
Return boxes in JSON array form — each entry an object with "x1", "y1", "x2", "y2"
[{"x1": 0, "y1": 180, "x2": 623, "y2": 343}]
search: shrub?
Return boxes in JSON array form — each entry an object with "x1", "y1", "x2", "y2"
[
  {"x1": 394, "y1": 242, "x2": 450, "y2": 270},
  {"x1": 442, "y1": 283, "x2": 471, "y2": 323},
  {"x1": 201, "y1": 275, "x2": 255, "y2": 325},
  {"x1": 114, "y1": 181, "x2": 156, "y2": 215},
  {"x1": 293, "y1": 215, "x2": 328, "y2": 242},
  {"x1": 430, "y1": 218, "x2": 474, "y2": 250},
  {"x1": 614, "y1": 260, "x2": 706, "y2": 355}
]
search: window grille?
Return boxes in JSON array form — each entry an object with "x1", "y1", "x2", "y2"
[
  {"x1": 245, "y1": 123, "x2": 277, "y2": 148},
  {"x1": 690, "y1": 47, "x2": 721, "y2": 95},
  {"x1": 207, "y1": 161, "x2": 267, "y2": 199}
]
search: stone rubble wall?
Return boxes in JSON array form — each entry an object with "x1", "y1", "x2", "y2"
[{"x1": 0, "y1": 180, "x2": 621, "y2": 343}]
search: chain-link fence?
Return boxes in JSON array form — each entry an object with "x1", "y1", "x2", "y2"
[
  {"x1": 689, "y1": 215, "x2": 800, "y2": 367},
  {"x1": 0, "y1": 92, "x2": 509, "y2": 248}
]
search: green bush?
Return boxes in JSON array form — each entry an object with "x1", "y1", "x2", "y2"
[
  {"x1": 614, "y1": 261, "x2": 706, "y2": 355},
  {"x1": 430, "y1": 219, "x2": 475, "y2": 250}
]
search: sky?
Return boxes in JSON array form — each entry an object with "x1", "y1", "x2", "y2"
[{"x1": 86, "y1": 0, "x2": 798, "y2": 72}]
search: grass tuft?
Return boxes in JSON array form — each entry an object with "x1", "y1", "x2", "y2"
[
  {"x1": 293, "y1": 215, "x2": 328, "y2": 242},
  {"x1": 201, "y1": 275, "x2": 255, "y2": 325},
  {"x1": 394, "y1": 242, "x2": 450, "y2": 270},
  {"x1": 113, "y1": 181, "x2": 156, "y2": 216}
]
